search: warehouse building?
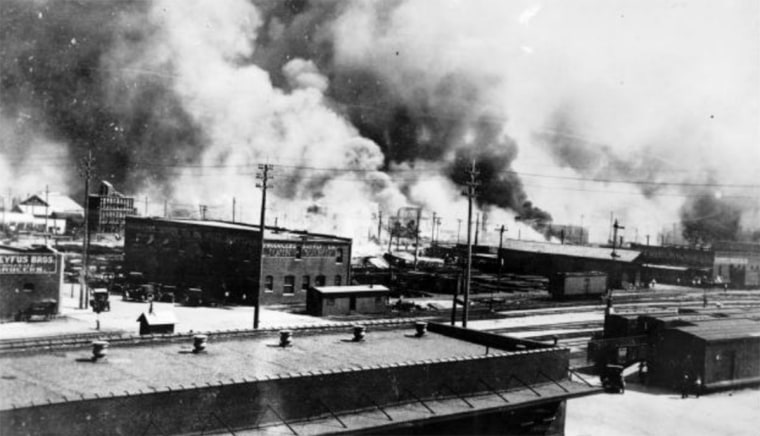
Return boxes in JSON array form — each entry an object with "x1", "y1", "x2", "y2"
[
  {"x1": 474, "y1": 240, "x2": 642, "y2": 289},
  {"x1": 0, "y1": 321, "x2": 600, "y2": 435},
  {"x1": 123, "y1": 217, "x2": 351, "y2": 305},
  {"x1": 15, "y1": 192, "x2": 83, "y2": 235},
  {"x1": 0, "y1": 245, "x2": 63, "y2": 321},
  {"x1": 87, "y1": 181, "x2": 137, "y2": 235}
]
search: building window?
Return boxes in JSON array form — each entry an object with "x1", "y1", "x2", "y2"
[
  {"x1": 315, "y1": 275, "x2": 326, "y2": 286},
  {"x1": 295, "y1": 245, "x2": 302, "y2": 260},
  {"x1": 283, "y1": 276, "x2": 295, "y2": 295},
  {"x1": 22, "y1": 283, "x2": 35, "y2": 292},
  {"x1": 302, "y1": 275, "x2": 310, "y2": 291},
  {"x1": 264, "y1": 275, "x2": 274, "y2": 292},
  {"x1": 334, "y1": 275, "x2": 342, "y2": 286},
  {"x1": 336, "y1": 248, "x2": 344, "y2": 263}
]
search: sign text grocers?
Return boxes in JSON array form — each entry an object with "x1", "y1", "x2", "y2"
[{"x1": 0, "y1": 254, "x2": 57, "y2": 274}]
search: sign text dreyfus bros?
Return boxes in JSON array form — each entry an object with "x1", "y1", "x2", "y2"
[{"x1": 0, "y1": 254, "x2": 57, "y2": 274}]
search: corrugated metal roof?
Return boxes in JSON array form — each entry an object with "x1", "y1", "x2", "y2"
[{"x1": 491, "y1": 239, "x2": 641, "y2": 263}]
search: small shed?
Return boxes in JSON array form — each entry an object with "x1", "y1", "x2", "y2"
[
  {"x1": 307, "y1": 285, "x2": 389, "y2": 316},
  {"x1": 137, "y1": 310, "x2": 176, "y2": 335}
]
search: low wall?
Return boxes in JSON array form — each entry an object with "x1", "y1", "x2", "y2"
[
  {"x1": 0, "y1": 347, "x2": 568, "y2": 435},
  {"x1": 429, "y1": 322, "x2": 554, "y2": 350}
]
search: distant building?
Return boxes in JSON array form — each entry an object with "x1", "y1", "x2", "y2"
[
  {"x1": 87, "y1": 181, "x2": 137, "y2": 235},
  {"x1": 0, "y1": 245, "x2": 63, "y2": 321},
  {"x1": 544, "y1": 224, "x2": 589, "y2": 245},
  {"x1": 16, "y1": 192, "x2": 82, "y2": 234},
  {"x1": 473, "y1": 239, "x2": 642, "y2": 289},
  {"x1": 123, "y1": 217, "x2": 352, "y2": 305}
]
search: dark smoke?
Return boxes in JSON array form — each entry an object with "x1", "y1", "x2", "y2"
[
  {"x1": 2, "y1": 0, "x2": 551, "y2": 227},
  {"x1": 680, "y1": 190, "x2": 742, "y2": 245},
  {"x1": 252, "y1": 0, "x2": 551, "y2": 222},
  {"x1": 536, "y1": 108, "x2": 667, "y2": 197},
  {"x1": 0, "y1": 0, "x2": 205, "y2": 198}
]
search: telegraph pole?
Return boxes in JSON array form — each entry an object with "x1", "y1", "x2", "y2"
[
  {"x1": 232, "y1": 197, "x2": 236, "y2": 222},
  {"x1": 611, "y1": 219, "x2": 625, "y2": 259},
  {"x1": 413, "y1": 208, "x2": 421, "y2": 270},
  {"x1": 44, "y1": 185, "x2": 49, "y2": 245},
  {"x1": 496, "y1": 224, "x2": 506, "y2": 292},
  {"x1": 457, "y1": 219, "x2": 462, "y2": 244},
  {"x1": 430, "y1": 211, "x2": 437, "y2": 246},
  {"x1": 254, "y1": 163, "x2": 273, "y2": 329},
  {"x1": 199, "y1": 205, "x2": 208, "y2": 220},
  {"x1": 462, "y1": 160, "x2": 479, "y2": 327},
  {"x1": 377, "y1": 210, "x2": 383, "y2": 242},
  {"x1": 79, "y1": 151, "x2": 94, "y2": 309}
]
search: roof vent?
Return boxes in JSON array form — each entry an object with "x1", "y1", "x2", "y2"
[
  {"x1": 279, "y1": 330, "x2": 293, "y2": 347},
  {"x1": 352, "y1": 325, "x2": 366, "y2": 342},
  {"x1": 91, "y1": 340, "x2": 109, "y2": 361},
  {"x1": 192, "y1": 334, "x2": 208, "y2": 353},
  {"x1": 414, "y1": 322, "x2": 428, "y2": 337}
]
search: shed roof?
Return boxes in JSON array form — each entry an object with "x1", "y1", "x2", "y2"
[
  {"x1": 311, "y1": 285, "x2": 390, "y2": 296},
  {"x1": 672, "y1": 319, "x2": 760, "y2": 342},
  {"x1": 137, "y1": 310, "x2": 177, "y2": 325}
]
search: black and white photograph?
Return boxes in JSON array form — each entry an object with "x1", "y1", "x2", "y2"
[{"x1": 1, "y1": 0, "x2": 759, "y2": 434}]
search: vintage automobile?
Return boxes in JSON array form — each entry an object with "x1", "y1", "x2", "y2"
[
  {"x1": 124, "y1": 283, "x2": 156, "y2": 302},
  {"x1": 16, "y1": 299, "x2": 57, "y2": 322},
  {"x1": 601, "y1": 364, "x2": 626, "y2": 393},
  {"x1": 90, "y1": 289, "x2": 111, "y2": 313}
]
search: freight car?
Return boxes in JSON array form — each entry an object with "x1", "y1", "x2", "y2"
[{"x1": 549, "y1": 271, "x2": 607, "y2": 299}]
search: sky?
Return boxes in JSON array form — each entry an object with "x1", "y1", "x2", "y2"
[{"x1": 1, "y1": 0, "x2": 758, "y2": 248}]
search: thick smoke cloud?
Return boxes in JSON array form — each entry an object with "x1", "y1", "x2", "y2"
[
  {"x1": 680, "y1": 190, "x2": 742, "y2": 245},
  {"x1": 2, "y1": 0, "x2": 757, "y2": 246},
  {"x1": 0, "y1": 0, "x2": 205, "y2": 198}
]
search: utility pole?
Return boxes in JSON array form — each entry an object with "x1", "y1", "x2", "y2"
[
  {"x1": 79, "y1": 151, "x2": 94, "y2": 310},
  {"x1": 232, "y1": 197, "x2": 236, "y2": 222},
  {"x1": 163, "y1": 199, "x2": 168, "y2": 218},
  {"x1": 474, "y1": 213, "x2": 480, "y2": 246},
  {"x1": 413, "y1": 208, "x2": 421, "y2": 270},
  {"x1": 496, "y1": 224, "x2": 506, "y2": 293},
  {"x1": 611, "y1": 219, "x2": 624, "y2": 258},
  {"x1": 144, "y1": 196, "x2": 148, "y2": 216},
  {"x1": 457, "y1": 219, "x2": 462, "y2": 244},
  {"x1": 44, "y1": 185, "x2": 49, "y2": 245},
  {"x1": 646, "y1": 234, "x2": 650, "y2": 246},
  {"x1": 377, "y1": 210, "x2": 383, "y2": 242},
  {"x1": 199, "y1": 205, "x2": 208, "y2": 220},
  {"x1": 430, "y1": 211, "x2": 437, "y2": 246},
  {"x1": 462, "y1": 160, "x2": 479, "y2": 328},
  {"x1": 395, "y1": 209, "x2": 401, "y2": 251},
  {"x1": 254, "y1": 163, "x2": 273, "y2": 329}
]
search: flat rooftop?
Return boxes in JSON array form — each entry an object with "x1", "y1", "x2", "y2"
[
  {"x1": 0, "y1": 325, "x2": 495, "y2": 409},
  {"x1": 127, "y1": 217, "x2": 351, "y2": 244}
]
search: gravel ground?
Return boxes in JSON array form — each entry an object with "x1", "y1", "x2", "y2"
[{"x1": 566, "y1": 382, "x2": 760, "y2": 436}]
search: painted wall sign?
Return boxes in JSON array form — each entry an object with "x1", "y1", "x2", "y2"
[{"x1": 0, "y1": 254, "x2": 57, "y2": 274}]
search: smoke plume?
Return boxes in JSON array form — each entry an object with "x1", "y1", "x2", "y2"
[{"x1": 1, "y1": 0, "x2": 757, "y2": 247}]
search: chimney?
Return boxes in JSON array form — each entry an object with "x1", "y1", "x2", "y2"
[{"x1": 192, "y1": 334, "x2": 208, "y2": 353}]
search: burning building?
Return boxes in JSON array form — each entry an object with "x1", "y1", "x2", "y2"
[
  {"x1": 123, "y1": 216, "x2": 351, "y2": 305},
  {"x1": 87, "y1": 181, "x2": 137, "y2": 235}
]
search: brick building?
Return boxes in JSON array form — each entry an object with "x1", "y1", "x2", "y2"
[
  {"x1": 123, "y1": 217, "x2": 351, "y2": 305},
  {"x1": 0, "y1": 245, "x2": 63, "y2": 321},
  {"x1": 87, "y1": 181, "x2": 137, "y2": 235},
  {"x1": 0, "y1": 321, "x2": 601, "y2": 435}
]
